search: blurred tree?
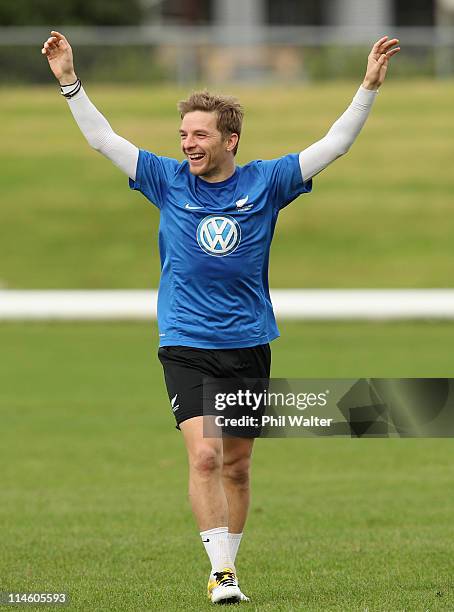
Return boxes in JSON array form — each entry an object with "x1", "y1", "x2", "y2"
[{"x1": 0, "y1": 0, "x2": 144, "y2": 25}]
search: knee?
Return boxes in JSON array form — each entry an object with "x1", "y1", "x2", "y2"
[
  {"x1": 190, "y1": 445, "x2": 222, "y2": 476},
  {"x1": 223, "y1": 456, "x2": 250, "y2": 487}
]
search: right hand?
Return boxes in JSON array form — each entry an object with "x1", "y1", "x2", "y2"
[
  {"x1": 362, "y1": 35, "x2": 400, "y2": 90},
  {"x1": 41, "y1": 31, "x2": 77, "y2": 85}
]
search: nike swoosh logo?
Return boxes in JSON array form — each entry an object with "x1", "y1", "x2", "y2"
[
  {"x1": 185, "y1": 203, "x2": 203, "y2": 210},
  {"x1": 202, "y1": 538, "x2": 210, "y2": 542}
]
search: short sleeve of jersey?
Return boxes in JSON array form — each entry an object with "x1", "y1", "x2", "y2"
[
  {"x1": 129, "y1": 149, "x2": 181, "y2": 209},
  {"x1": 259, "y1": 153, "x2": 312, "y2": 211}
]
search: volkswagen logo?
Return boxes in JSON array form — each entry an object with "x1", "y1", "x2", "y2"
[{"x1": 196, "y1": 215, "x2": 241, "y2": 257}]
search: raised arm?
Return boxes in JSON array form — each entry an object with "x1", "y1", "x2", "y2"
[
  {"x1": 299, "y1": 36, "x2": 400, "y2": 182},
  {"x1": 42, "y1": 31, "x2": 139, "y2": 180}
]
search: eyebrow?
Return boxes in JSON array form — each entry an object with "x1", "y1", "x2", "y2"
[{"x1": 179, "y1": 129, "x2": 210, "y2": 135}]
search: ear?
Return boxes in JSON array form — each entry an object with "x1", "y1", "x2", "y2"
[{"x1": 226, "y1": 133, "x2": 239, "y2": 152}]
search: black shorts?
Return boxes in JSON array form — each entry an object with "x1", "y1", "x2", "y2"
[{"x1": 158, "y1": 344, "x2": 271, "y2": 433}]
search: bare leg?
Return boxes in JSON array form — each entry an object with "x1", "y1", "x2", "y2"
[
  {"x1": 180, "y1": 416, "x2": 227, "y2": 530},
  {"x1": 222, "y1": 437, "x2": 254, "y2": 534}
]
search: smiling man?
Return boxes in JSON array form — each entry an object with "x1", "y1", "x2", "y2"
[
  {"x1": 42, "y1": 31, "x2": 399, "y2": 604},
  {"x1": 179, "y1": 100, "x2": 239, "y2": 181}
]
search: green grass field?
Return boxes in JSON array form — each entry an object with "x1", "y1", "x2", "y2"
[
  {"x1": 1, "y1": 80, "x2": 454, "y2": 289},
  {"x1": 1, "y1": 321, "x2": 454, "y2": 611}
]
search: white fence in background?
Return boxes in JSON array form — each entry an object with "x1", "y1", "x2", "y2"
[
  {"x1": 1, "y1": 290, "x2": 454, "y2": 321},
  {"x1": 1, "y1": 25, "x2": 453, "y2": 47},
  {"x1": 2, "y1": 25, "x2": 454, "y2": 81}
]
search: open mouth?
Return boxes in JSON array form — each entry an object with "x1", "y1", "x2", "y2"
[{"x1": 188, "y1": 153, "x2": 206, "y2": 163}]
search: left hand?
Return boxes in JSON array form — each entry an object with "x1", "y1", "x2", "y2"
[{"x1": 362, "y1": 36, "x2": 400, "y2": 90}]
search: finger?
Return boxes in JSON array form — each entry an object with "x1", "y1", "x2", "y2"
[
  {"x1": 45, "y1": 37, "x2": 58, "y2": 49},
  {"x1": 51, "y1": 30, "x2": 69, "y2": 44},
  {"x1": 380, "y1": 38, "x2": 399, "y2": 52},
  {"x1": 386, "y1": 47, "x2": 401, "y2": 58},
  {"x1": 46, "y1": 39, "x2": 66, "y2": 53},
  {"x1": 374, "y1": 40, "x2": 398, "y2": 58},
  {"x1": 372, "y1": 36, "x2": 388, "y2": 53}
]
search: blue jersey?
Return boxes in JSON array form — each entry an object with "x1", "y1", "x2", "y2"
[{"x1": 129, "y1": 151, "x2": 312, "y2": 349}]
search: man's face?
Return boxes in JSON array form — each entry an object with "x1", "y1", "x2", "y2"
[{"x1": 179, "y1": 111, "x2": 233, "y2": 180}]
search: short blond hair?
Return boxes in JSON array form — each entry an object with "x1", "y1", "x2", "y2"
[{"x1": 178, "y1": 90, "x2": 244, "y2": 156}]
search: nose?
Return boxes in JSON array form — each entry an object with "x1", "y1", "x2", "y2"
[{"x1": 183, "y1": 134, "x2": 193, "y2": 149}]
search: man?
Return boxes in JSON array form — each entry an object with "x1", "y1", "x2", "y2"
[{"x1": 42, "y1": 32, "x2": 399, "y2": 604}]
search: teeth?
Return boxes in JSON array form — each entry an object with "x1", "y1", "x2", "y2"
[{"x1": 189, "y1": 154, "x2": 204, "y2": 160}]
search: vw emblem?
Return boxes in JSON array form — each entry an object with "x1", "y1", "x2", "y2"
[{"x1": 196, "y1": 215, "x2": 241, "y2": 257}]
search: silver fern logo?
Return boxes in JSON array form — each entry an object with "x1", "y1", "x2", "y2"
[
  {"x1": 235, "y1": 195, "x2": 249, "y2": 208},
  {"x1": 171, "y1": 394, "x2": 180, "y2": 412}
]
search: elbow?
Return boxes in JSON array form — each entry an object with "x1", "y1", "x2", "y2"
[
  {"x1": 336, "y1": 141, "x2": 352, "y2": 156},
  {"x1": 88, "y1": 137, "x2": 104, "y2": 152},
  {"x1": 319, "y1": 141, "x2": 351, "y2": 162},
  {"x1": 86, "y1": 129, "x2": 113, "y2": 153},
  {"x1": 327, "y1": 131, "x2": 354, "y2": 157}
]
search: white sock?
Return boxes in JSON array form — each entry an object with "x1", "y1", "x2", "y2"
[
  {"x1": 229, "y1": 532, "x2": 243, "y2": 563},
  {"x1": 200, "y1": 526, "x2": 235, "y2": 574}
]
